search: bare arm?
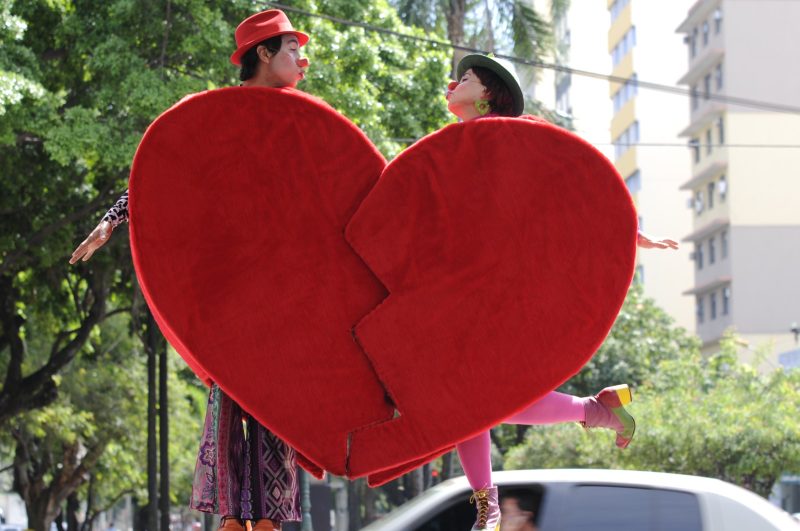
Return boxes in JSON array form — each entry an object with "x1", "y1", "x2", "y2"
[
  {"x1": 637, "y1": 231, "x2": 679, "y2": 250},
  {"x1": 69, "y1": 190, "x2": 128, "y2": 264}
]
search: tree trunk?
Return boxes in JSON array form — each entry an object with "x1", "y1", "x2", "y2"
[
  {"x1": 404, "y1": 469, "x2": 424, "y2": 502},
  {"x1": 66, "y1": 492, "x2": 80, "y2": 531},
  {"x1": 133, "y1": 498, "x2": 147, "y2": 531},
  {"x1": 55, "y1": 509, "x2": 65, "y2": 531},
  {"x1": 83, "y1": 474, "x2": 95, "y2": 531},
  {"x1": 422, "y1": 462, "x2": 433, "y2": 490},
  {"x1": 446, "y1": 0, "x2": 468, "y2": 76},
  {"x1": 483, "y1": 0, "x2": 496, "y2": 51},
  {"x1": 0, "y1": 271, "x2": 108, "y2": 428},
  {"x1": 441, "y1": 450, "x2": 455, "y2": 481},
  {"x1": 13, "y1": 432, "x2": 107, "y2": 531}
]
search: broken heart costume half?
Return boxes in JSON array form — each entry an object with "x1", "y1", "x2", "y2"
[
  {"x1": 109, "y1": 9, "x2": 318, "y2": 525},
  {"x1": 344, "y1": 114, "x2": 638, "y2": 473},
  {"x1": 129, "y1": 87, "x2": 394, "y2": 478},
  {"x1": 345, "y1": 55, "x2": 638, "y2": 531}
]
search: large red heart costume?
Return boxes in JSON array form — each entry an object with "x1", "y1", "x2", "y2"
[{"x1": 129, "y1": 88, "x2": 636, "y2": 485}]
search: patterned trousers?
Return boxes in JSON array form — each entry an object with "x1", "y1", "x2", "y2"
[{"x1": 190, "y1": 384, "x2": 301, "y2": 523}]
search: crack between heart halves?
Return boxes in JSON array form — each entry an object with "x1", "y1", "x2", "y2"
[{"x1": 345, "y1": 321, "x2": 404, "y2": 477}]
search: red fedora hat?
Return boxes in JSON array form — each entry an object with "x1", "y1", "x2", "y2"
[{"x1": 230, "y1": 9, "x2": 309, "y2": 65}]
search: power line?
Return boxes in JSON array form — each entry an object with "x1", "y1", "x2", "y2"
[
  {"x1": 598, "y1": 143, "x2": 800, "y2": 148},
  {"x1": 385, "y1": 138, "x2": 800, "y2": 148},
  {"x1": 263, "y1": 1, "x2": 800, "y2": 115}
]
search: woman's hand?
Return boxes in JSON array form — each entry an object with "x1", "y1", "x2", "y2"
[
  {"x1": 637, "y1": 231, "x2": 679, "y2": 250},
  {"x1": 69, "y1": 220, "x2": 114, "y2": 263}
]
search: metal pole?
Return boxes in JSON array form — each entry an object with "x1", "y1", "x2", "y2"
[
  {"x1": 146, "y1": 313, "x2": 158, "y2": 531},
  {"x1": 159, "y1": 342, "x2": 170, "y2": 531},
  {"x1": 300, "y1": 469, "x2": 313, "y2": 531}
]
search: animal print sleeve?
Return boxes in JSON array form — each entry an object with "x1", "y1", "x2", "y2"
[{"x1": 101, "y1": 190, "x2": 129, "y2": 227}]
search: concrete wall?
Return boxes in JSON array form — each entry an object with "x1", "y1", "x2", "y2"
[
  {"x1": 723, "y1": 0, "x2": 800, "y2": 112},
  {"x1": 729, "y1": 225, "x2": 800, "y2": 333},
  {"x1": 628, "y1": 0, "x2": 696, "y2": 330}
]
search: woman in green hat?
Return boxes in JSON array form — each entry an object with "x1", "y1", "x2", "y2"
[{"x1": 443, "y1": 53, "x2": 676, "y2": 531}]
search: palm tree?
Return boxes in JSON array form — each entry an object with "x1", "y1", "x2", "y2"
[{"x1": 392, "y1": 0, "x2": 566, "y2": 76}]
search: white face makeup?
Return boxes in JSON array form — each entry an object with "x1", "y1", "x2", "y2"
[
  {"x1": 260, "y1": 34, "x2": 308, "y2": 88},
  {"x1": 446, "y1": 68, "x2": 490, "y2": 121}
]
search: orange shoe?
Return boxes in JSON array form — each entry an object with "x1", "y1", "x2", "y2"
[
  {"x1": 250, "y1": 519, "x2": 280, "y2": 531},
  {"x1": 218, "y1": 518, "x2": 245, "y2": 531}
]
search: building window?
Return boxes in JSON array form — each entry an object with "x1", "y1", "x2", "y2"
[
  {"x1": 696, "y1": 295, "x2": 705, "y2": 324},
  {"x1": 705, "y1": 129, "x2": 713, "y2": 154},
  {"x1": 635, "y1": 264, "x2": 645, "y2": 284},
  {"x1": 614, "y1": 121, "x2": 640, "y2": 159},
  {"x1": 710, "y1": 291, "x2": 718, "y2": 320},
  {"x1": 691, "y1": 28, "x2": 698, "y2": 57},
  {"x1": 691, "y1": 85, "x2": 699, "y2": 110},
  {"x1": 717, "y1": 116, "x2": 725, "y2": 145},
  {"x1": 721, "y1": 229, "x2": 728, "y2": 259},
  {"x1": 610, "y1": 0, "x2": 630, "y2": 23},
  {"x1": 557, "y1": 91, "x2": 571, "y2": 116},
  {"x1": 695, "y1": 242, "x2": 704, "y2": 269},
  {"x1": 690, "y1": 138, "x2": 700, "y2": 163},
  {"x1": 714, "y1": 8, "x2": 723, "y2": 34},
  {"x1": 612, "y1": 74, "x2": 638, "y2": 113},
  {"x1": 715, "y1": 63, "x2": 724, "y2": 90},
  {"x1": 722, "y1": 286, "x2": 731, "y2": 315},
  {"x1": 703, "y1": 21, "x2": 710, "y2": 45},
  {"x1": 694, "y1": 189, "x2": 704, "y2": 215},
  {"x1": 611, "y1": 26, "x2": 637, "y2": 67},
  {"x1": 704, "y1": 74, "x2": 712, "y2": 100},
  {"x1": 719, "y1": 175, "x2": 727, "y2": 201},
  {"x1": 707, "y1": 181, "x2": 715, "y2": 209},
  {"x1": 708, "y1": 236, "x2": 716, "y2": 264},
  {"x1": 625, "y1": 170, "x2": 642, "y2": 194}
]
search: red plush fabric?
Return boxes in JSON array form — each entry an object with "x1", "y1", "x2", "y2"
[
  {"x1": 345, "y1": 117, "x2": 637, "y2": 483},
  {"x1": 128, "y1": 87, "x2": 394, "y2": 477}
]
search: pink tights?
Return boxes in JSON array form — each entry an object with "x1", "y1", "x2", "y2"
[{"x1": 455, "y1": 391, "x2": 585, "y2": 490}]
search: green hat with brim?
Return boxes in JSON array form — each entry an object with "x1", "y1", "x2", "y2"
[{"x1": 456, "y1": 53, "x2": 524, "y2": 117}]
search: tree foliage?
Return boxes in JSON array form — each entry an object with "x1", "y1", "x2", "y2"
[
  {"x1": 504, "y1": 331, "x2": 800, "y2": 498},
  {"x1": 1, "y1": 0, "x2": 451, "y2": 528}
]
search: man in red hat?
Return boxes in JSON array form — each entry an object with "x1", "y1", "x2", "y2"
[
  {"x1": 70, "y1": 10, "x2": 311, "y2": 531},
  {"x1": 71, "y1": 8, "x2": 310, "y2": 264}
]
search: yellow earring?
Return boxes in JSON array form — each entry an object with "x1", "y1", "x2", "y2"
[{"x1": 474, "y1": 99, "x2": 491, "y2": 116}]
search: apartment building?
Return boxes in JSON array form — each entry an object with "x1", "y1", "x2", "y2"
[
  {"x1": 606, "y1": 0, "x2": 696, "y2": 330},
  {"x1": 676, "y1": 0, "x2": 800, "y2": 367},
  {"x1": 531, "y1": 1, "x2": 696, "y2": 329}
]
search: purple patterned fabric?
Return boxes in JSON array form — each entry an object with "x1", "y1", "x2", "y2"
[{"x1": 190, "y1": 384, "x2": 301, "y2": 523}]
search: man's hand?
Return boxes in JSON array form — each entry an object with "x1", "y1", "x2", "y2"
[
  {"x1": 70, "y1": 220, "x2": 114, "y2": 263},
  {"x1": 637, "y1": 231, "x2": 679, "y2": 250}
]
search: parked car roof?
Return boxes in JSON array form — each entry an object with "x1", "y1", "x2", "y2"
[{"x1": 363, "y1": 469, "x2": 800, "y2": 531}]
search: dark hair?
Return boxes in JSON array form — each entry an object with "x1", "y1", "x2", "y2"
[
  {"x1": 471, "y1": 66, "x2": 516, "y2": 117},
  {"x1": 239, "y1": 35, "x2": 283, "y2": 81},
  {"x1": 502, "y1": 488, "x2": 538, "y2": 522}
]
